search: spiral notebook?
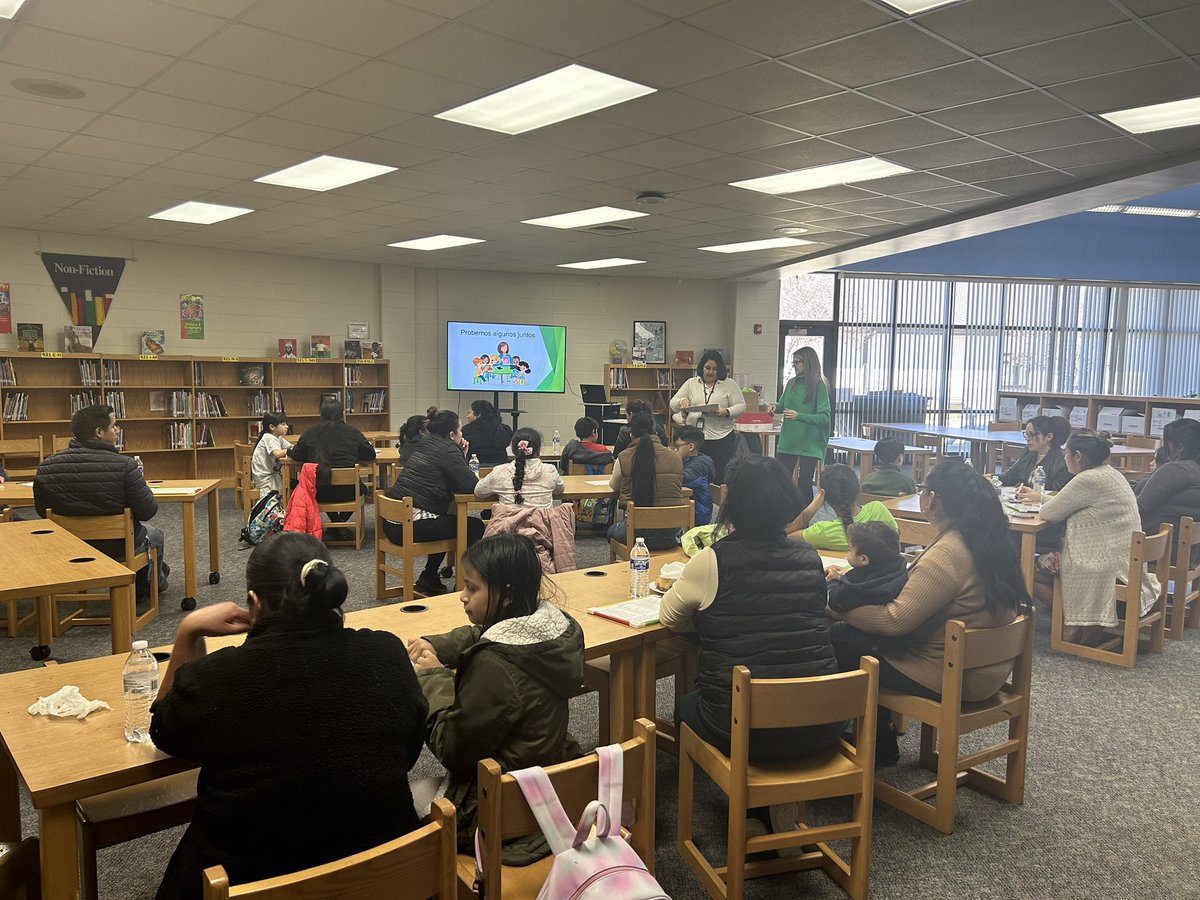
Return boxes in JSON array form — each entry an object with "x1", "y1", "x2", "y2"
[{"x1": 588, "y1": 596, "x2": 661, "y2": 628}]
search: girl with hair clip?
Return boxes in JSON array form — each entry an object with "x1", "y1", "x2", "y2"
[
  {"x1": 788, "y1": 462, "x2": 897, "y2": 552},
  {"x1": 249, "y1": 412, "x2": 291, "y2": 495},
  {"x1": 150, "y1": 532, "x2": 427, "y2": 900},
  {"x1": 474, "y1": 428, "x2": 563, "y2": 507},
  {"x1": 408, "y1": 534, "x2": 585, "y2": 863}
]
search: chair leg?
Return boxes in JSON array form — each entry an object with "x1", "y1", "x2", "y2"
[
  {"x1": 918, "y1": 723, "x2": 937, "y2": 771},
  {"x1": 676, "y1": 736, "x2": 695, "y2": 851},
  {"x1": 77, "y1": 819, "x2": 99, "y2": 900},
  {"x1": 1188, "y1": 589, "x2": 1200, "y2": 629},
  {"x1": 402, "y1": 554, "x2": 414, "y2": 605},
  {"x1": 375, "y1": 549, "x2": 385, "y2": 600},
  {"x1": 932, "y1": 721, "x2": 960, "y2": 835},
  {"x1": 725, "y1": 790, "x2": 747, "y2": 899}
]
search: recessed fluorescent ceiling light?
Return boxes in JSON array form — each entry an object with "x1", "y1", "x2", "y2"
[
  {"x1": 879, "y1": 0, "x2": 963, "y2": 13},
  {"x1": 149, "y1": 201, "x2": 254, "y2": 224},
  {"x1": 731, "y1": 157, "x2": 912, "y2": 195},
  {"x1": 523, "y1": 206, "x2": 648, "y2": 229},
  {"x1": 699, "y1": 237, "x2": 814, "y2": 254},
  {"x1": 436, "y1": 64, "x2": 656, "y2": 135},
  {"x1": 388, "y1": 235, "x2": 486, "y2": 250},
  {"x1": 1090, "y1": 205, "x2": 1200, "y2": 218},
  {"x1": 0, "y1": 0, "x2": 29, "y2": 19},
  {"x1": 558, "y1": 258, "x2": 646, "y2": 270},
  {"x1": 255, "y1": 155, "x2": 397, "y2": 191},
  {"x1": 1100, "y1": 96, "x2": 1200, "y2": 134}
]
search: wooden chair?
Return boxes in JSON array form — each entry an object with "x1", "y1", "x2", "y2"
[
  {"x1": 51, "y1": 435, "x2": 73, "y2": 453},
  {"x1": 233, "y1": 442, "x2": 255, "y2": 511},
  {"x1": 203, "y1": 797, "x2": 457, "y2": 899},
  {"x1": 678, "y1": 660, "x2": 879, "y2": 900},
  {"x1": 985, "y1": 422, "x2": 1015, "y2": 474},
  {"x1": 999, "y1": 442, "x2": 1025, "y2": 472},
  {"x1": 875, "y1": 613, "x2": 1033, "y2": 834},
  {"x1": 711, "y1": 483, "x2": 726, "y2": 510},
  {"x1": 76, "y1": 771, "x2": 199, "y2": 900},
  {"x1": 609, "y1": 500, "x2": 694, "y2": 562},
  {"x1": 0, "y1": 838, "x2": 40, "y2": 900},
  {"x1": 1050, "y1": 526, "x2": 1170, "y2": 668},
  {"x1": 317, "y1": 467, "x2": 365, "y2": 549},
  {"x1": 895, "y1": 516, "x2": 939, "y2": 551},
  {"x1": 567, "y1": 460, "x2": 613, "y2": 475},
  {"x1": 465, "y1": 719, "x2": 657, "y2": 900},
  {"x1": 0, "y1": 437, "x2": 43, "y2": 479},
  {"x1": 858, "y1": 490, "x2": 906, "y2": 505},
  {"x1": 1117, "y1": 434, "x2": 1160, "y2": 477},
  {"x1": 375, "y1": 494, "x2": 455, "y2": 603},
  {"x1": 584, "y1": 635, "x2": 697, "y2": 751},
  {"x1": 1168, "y1": 517, "x2": 1200, "y2": 641},
  {"x1": 45, "y1": 507, "x2": 158, "y2": 638}
]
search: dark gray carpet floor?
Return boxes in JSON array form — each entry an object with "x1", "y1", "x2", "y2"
[{"x1": 3, "y1": 496, "x2": 1198, "y2": 899}]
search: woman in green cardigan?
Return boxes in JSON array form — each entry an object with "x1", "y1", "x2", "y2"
[{"x1": 769, "y1": 346, "x2": 831, "y2": 505}]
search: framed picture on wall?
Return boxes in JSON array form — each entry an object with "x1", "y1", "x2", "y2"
[{"x1": 632, "y1": 320, "x2": 666, "y2": 364}]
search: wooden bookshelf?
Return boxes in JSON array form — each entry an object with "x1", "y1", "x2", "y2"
[
  {"x1": 0, "y1": 352, "x2": 390, "y2": 487},
  {"x1": 996, "y1": 390, "x2": 1200, "y2": 438},
  {"x1": 604, "y1": 363, "x2": 697, "y2": 416}
]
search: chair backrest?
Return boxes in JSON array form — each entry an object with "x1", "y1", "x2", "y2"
[
  {"x1": 711, "y1": 483, "x2": 726, "y2": 509},
  {"x1": 0, "y1": 437, "x2": 43, "y2": 472},
  {"x1": 1177, "y1": 517, "x2": 1199, "y2": 578},
  {"x1": 376, "y1": 493, "x2": 419, "y2": 548},
  {"x1": 896, "y1": 517, "x2": 938, "y2": 548},
  {"x1": 568, "y1": 460, "x2": 614, "y2": 476},
  {"x1": 46, "y1": 507, "x2": 136, "y2": 562},
  {"x1": 326, "y1": 466, "x2": 362, "y2": 488},
  {"x1": 51, "y1": 435, "x2": 73, "y2": 453},
  {"x1": 476, "y1": 719, "x2": 656, "y2": 895},
  {"x1": 202, "y1": 798, "x2": 456, "y2": 899},
  {"x1": 941, "y1": 612, "x2": 1034, "y2": 708},
  {"x1": 626, "y1": 501, "x2": 694, "y2": 534},
  {"x1": 859, "y1": 491, "x2": 907, "y2": 505},
  {"x1": 1000, "y1": 442, "x2": 1024, "y2": 469},
  {"x1": 986, "y1": 422, "x2": 1014, "y2": 432},
  {"x1": 1121, "y1": 526, "x2": 1171, "y2": 605},
  {"x1": 1125, "y1": 435, "x2": 1160, "y2": 449}
]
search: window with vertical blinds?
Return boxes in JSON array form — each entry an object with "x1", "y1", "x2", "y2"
[{"x1": 833, "y1": 274, "x2": 1200, "y2": 437}]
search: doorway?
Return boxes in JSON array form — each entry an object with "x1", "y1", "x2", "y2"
[{"x1": 778, "y1": 322, "x2": 838, "y2": 399}]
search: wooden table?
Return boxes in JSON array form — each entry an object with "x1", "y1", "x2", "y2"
[
  {"x1": 451, "y1": 475, "x2": 617, "y2": 589},
  {"x1": 0, "y1": 555, "x2": 679, "y2": 899},
  {"x1": 361, "y1": 430, "x2": 398, "y2": 447},
  {"x1": 827, "y1": 436, "x2": 934, "y2": 483},
  {"x1": 882, "y1": 493, "x2": 1049, "y2": 595}
]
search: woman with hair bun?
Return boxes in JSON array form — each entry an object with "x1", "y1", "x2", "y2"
[
  {"x1": 150, "y1": 532, "x2": 427, "y2": 899},
  {"x1": 1037, "y1": 429, "x2": 1159, "y2": 645}
]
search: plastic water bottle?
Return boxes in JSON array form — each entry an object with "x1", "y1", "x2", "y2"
[
  {"x1": 122, "y1": 640, "x2": 159, "y2": 744},
  {"x1": 630, "y1": 537, "x2": 650, "y2": 598},
  {"x1": 134, "y1": 455, "x2": 144, "y2": 479},
  {"x1": 1030, "y1": 465, "x2": 1046, "y2": 512},
  {"x1": 468, "y1": 453, "x2": 480, "y2": 476},
  {"x1": 551, "y1": 430, "x2": 562, "y2": 456}
]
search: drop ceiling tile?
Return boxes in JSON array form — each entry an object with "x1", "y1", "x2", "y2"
[
  {"x1": 0, "y1": 143, "x2": 49, "y2": 165},
  {"x1": 989, "y1": 23, "x2": 1179, "y2": 87},
  {"x1": 928, "y1": 91, "x2": 1078, "y2": 133},
  {"x1": 323, "y1": 137, "x2": 443, "y2": 170},
  {"x1": 490, "y1": 170, "x2": 594, "y2": 194},
  {"x1": 414, "y1": 153, "x2": 526, "y2": 180},
  {"x1": 23, "y1": 0, "x2": 225, "y2": 55},
  {"x1": 0, "y1": 95, "x2": 96, "y2": 133},
  {"x1": 594, "y1": 90, "x2": 738, "y2": 134},
  {"x1": 582, "y1": 23, "x2": 760, "y2": 89},
  {"x1": 160, "y1": 0, "x2": 258, "y2": 16},
  {"x1": 674, "y1": 117, "x2": 803, "y2": 153},
  {"x1": 531, "y1": 118, "x2": 660, "y2": 154},
  {"x1": 189, "y1": 136, "x2": 306, "y2": 168},
  {"x1": 669, "y1": 155, "x2": 783, "y2": 183},
  {"x1": 603, "y1": 137, "x2": 723, "y2": 170},
  {"x1": 742, "y1": 138, "x2": 862, "y2": 169},
  {"x1": 973, "y1": 170, "x2": 1077, "y2": 195},
  {"x1": 159, "y1": 153, "x2": 271, "y2": 180},
  {"x1": 777, "y1": 185, "x2": 879, "y2": 205},
  {"x1": 35, "y1": 152, "x2": 149, "y2": 178},
  {"x1": 800, "y1": 213, "x2": 888, "y2": 229},
  {"x1": 897, "y1": 184, "x2": 1000, "y2": 205},
  {"x1": 189, "y1": 24, "x2": 368, "y2": 88},
  {"x1": 462, "y1": 0, "x2": 667, "y2": 57},
  {"x1": 1148, "y1": 5, "x2": 1200, "y2": 53},
  {"x1": 14, "y1": 166, "x2": 121, "y2": 190},
  {"x1": 1122, "y1": 0, "x2": 1198, "y2": 13},
  {"x1": 932, "y1": 156, "x2": 1052, "y2": 183},
  {"x1": 0, "y1": 63, "x2": 135, "y2": 113},
  {"x1": 863, "y1": 61, "x2": 1027, "y2": 114},
  {"x1": 142, "y1": 62, "x2": 307, "y2": 115},
  {"x1": 719, "y1": 194, "x2": 810, "y2": 214},
  {"x1": 242, "y1": 0, "x2": 444, "y2": 56},
  {"x1": 835, "y1": 118, "x2": 961, "y2": 154},
  {"x1": 384, "y1": 22, "x2": 565, "y2": 88},
  {"x1": 1063, "y1": 159, "x2": 1154, "y2": 180},
  {"x1": 1029, "y1": 138, "x2": 1162, "y2": 169},
  {"x1": 228, "y1": 117, "x2": 359, "y2": 153},
  {"x1": 627, "y1": 0, "x2": 729, "y2": 18},
  {"x1": 325, "y1": 61, "x2": 481, "y2": 115},
  {"x1": 132, "y1": 168, "x2": 237, "y2": 191},
  {"x1": 0, "y1": 26, "x2": 174, "y2": 88},
  {"x1": 761, "y1": 93, "x2": 904, "y2": 135},
  {"x1": 606, "y1": 171, "x2": 709, "y2": 193},
  {"x1": 268, "y1": 93, "x2": 408, "y2": 136},
  {"x1": 679, "y1": 63, "x2": 840, "y2": 114},
  {"x1": 376, "y1": 116, "x2": 504, "y2": 153},
  {"x1": 879, "y1": 206, "x2": 947, "y2": 225},
  {"x1": 918, "y1": 0, "x2": 1127, "y2": 56},
  {"x1": 542, "y1": 156, "x2": 654, "y2": 182},
  {"x1": 684, "y1": 0, "x2": 893, "y2": 57},
  {"x1": 467, "y1": 138, "x2": 586, "y2": 168},
  {"x1": 80, "y1": 116, "x2": 212, "y2": 152},
  {"x1": 56, "y1": 134, "x2": 176, "y2": 166},
  {"x1": 1136, "y1": 122, "x2": 1200, "y2": 153},
  {"x1": 784, "y1": 22, "x2": 968, "y2": 88},
  {"x1": 981, "y1": 117, "x2": 1123, "y2": 152},
  {"x1": 112, "y1": 92, "x2": 257, "y2": 133},
  {"x1": 831, "y1": 196, "x2": 921, "y2": 214},
  {"x1": 1048, "y1": 61, "x2": 1200, "y2": 112},
  {"x1": 858, "y1": 171, "x2": 957, "y2": 194},
  {"x1": 673, "y1": 183, "x2": 754, "y2": 204}
]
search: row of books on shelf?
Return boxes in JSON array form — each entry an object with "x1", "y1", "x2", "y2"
[
  {"x1": 195, "y1": 392, "x2": 230, "y2": 418},
  {"x1": 166, "y1": 390, "x2": 193, "y2": 417},
  {"x1": 78, "y1": 360, "x2": 123, "y2": 387},
  {"x1": 0, "y1": 359, "x2": 14, "y2": 386},
  {"x1": 609, "y1": 368, "x2": 628, "y2": 390},
  {"x1": 247, "y1": 391, "x2": 286, "y2": 417},
  {"x1": 69, "y1": 390, "x2": 101, "y2": 414},
  {"x1": 2, "y1": 392, "x2": 28, "y2": 421},
  {"x1": 349, "y1": 388, "x2": 387, "y2": 414},
  {"x1": 164, "y1": 421, "x2": 218, "y2": 449}
]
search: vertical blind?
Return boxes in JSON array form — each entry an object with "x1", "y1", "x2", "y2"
[{"x1": 830, "y1": 274, "x2": 1200, "y2": 437}]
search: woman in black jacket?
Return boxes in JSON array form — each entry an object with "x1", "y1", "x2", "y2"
[
  {"x1": 461, "y1": 400, "x2": 513, "y2": 466},
  {"x1": 999, "y1": 415, "x2": 1072, "y2": 493},
  {"x1": 287, "y1": 398, "x2": 376, "y2": 522},
  {"x1": 384, "y1": 409, "x2": 482, "y2": 596}
]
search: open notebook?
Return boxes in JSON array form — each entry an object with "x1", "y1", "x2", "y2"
[{"x1": 588, "y1": 595, "x2": 661, "y2": 628}]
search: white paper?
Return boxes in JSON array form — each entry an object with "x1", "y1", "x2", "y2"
[
  {"x1": 997, "y1": 396, "x2": 1018, "y2": 421},
  {"x1": 584, "y1": 479, "x2": 611, "y2": 486},
  {"x1": 150, "y1": 486, "x2": 200, "y2": 495},
  {"x1": 28, "y1": 685, "x2": 112, "y2": 720}
]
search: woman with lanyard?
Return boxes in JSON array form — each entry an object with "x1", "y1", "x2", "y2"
[{"x1": 670, "y1": 350, "x2": 745, "y2": 482}]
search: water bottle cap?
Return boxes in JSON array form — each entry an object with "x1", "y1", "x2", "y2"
[{"x1": 132, "y1": 640, "x2": 148, "y2": 650}]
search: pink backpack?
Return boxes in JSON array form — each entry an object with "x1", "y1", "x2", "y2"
[{"x1": 489, "y1": 744, "x2": 669, "y2": 900}]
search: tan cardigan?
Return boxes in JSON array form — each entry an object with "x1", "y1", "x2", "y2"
[{"x1": 836, "y1": 529, "x2": 1016, "y2": 701}]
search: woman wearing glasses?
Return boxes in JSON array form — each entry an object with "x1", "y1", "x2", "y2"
[{"x1": 999, "y1": 415, "x2": 1072, "y2": 499}]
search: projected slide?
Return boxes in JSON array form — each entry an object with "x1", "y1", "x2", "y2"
[{"x1": 447, "y1": 321, "x2": 567, "y2": 393}]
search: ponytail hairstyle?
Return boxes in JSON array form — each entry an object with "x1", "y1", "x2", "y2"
[
  {"x1": 470, "y1": 399, "x2": 503, "y2": 441},
  {"x1": 399, "y1": 414, "x2": 426, "y2": 444},
  {"x1": 245, "y1": 532, "x2": 349, "y2": 622},
  {"x1": 629, "y1": 411, "x2": 658, "y2": 507},
  {"x1": 462, "y1": 533, "x2": 551, "y2": 630},
  {"x1": 256, "y1": 412, "x2": 285, "y2": 449},
  {"x1": 426, "y1": 409, "x2": 461, "y2": 439},
  {"x1": 924, "y1": 461, "x2": 1028, "y2": 615},
  {"x1": 1065, "y1": 429, "x2": 1113, "y2": 469},
  {"x1": 509, "y1": 427, "x2": 541, "y2": 505},
  {"x1": 819, "y1": 463, "x2": 860, "y2": 535}
]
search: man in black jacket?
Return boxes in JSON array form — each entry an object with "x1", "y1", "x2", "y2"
[{"x1": 34, "y1": 404, "x2": 168, "y2": 594}]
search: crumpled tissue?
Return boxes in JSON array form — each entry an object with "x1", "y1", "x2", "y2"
[
  {"x1": 28, "y1": 685, "x2": 112, "y2": 720},
  {"x1": 659, "y1": 561, "x2": 686, "y2": 581}
]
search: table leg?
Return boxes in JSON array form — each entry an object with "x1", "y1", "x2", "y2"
[
  {"x1": 455, "y1": 501, "x2": 468, "y2": 591},
  {"x1": 110, "y1": 583, "x2": 133, "y2": 655},
  {"x1": 35, "y1": 595, "x2": 54, "y2": 657},
  {"x1": 635, "y1": 641, "x2": 656, "y2": 723},
  {"x1": 860, "y1": 451, "x2": 874, "y2": 480},
  {"x1": 39, "y1": 802, "x2": 79, "y2": 900},
  {"x1": 181, "y1": 500, "x2": 197, "y2": 604},
  {"x1": 607, "y1": 651, "x2": 637, "y2": 743},
  {"x1": 1020, "y1": 533, "x2": 1036, "y2": 597},
  {"x1": 0, "y1": 746, "x2": 19, "y2": 841},
  {"x1": 206, "y1": 490, "x2": 221, "y2": 585}
]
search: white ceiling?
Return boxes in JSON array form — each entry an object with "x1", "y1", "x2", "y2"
[{"x1": 2, "y1": 0, "x2": 1200, "y2": 280}]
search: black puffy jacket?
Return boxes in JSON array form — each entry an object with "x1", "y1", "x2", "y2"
[
  {"x1": 461, "y1": 418, "x2": 512, "y2": 466},
  {"x1": 693, "y1": 532, "x2": 841, "y2": 746},
  {"x1": 386, "y1": 434, "x2": 478, "y2": 515},
  {"x1": 288, "y1": 421, "x2": 376, "y2": 470},
  {"x1": 33, "y1": 438, "x2": 158, "y2": 555}
]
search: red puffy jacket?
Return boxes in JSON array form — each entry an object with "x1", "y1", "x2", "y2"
[{"x1": 283, "y1": 462, "x2": 323, "y2": 539}]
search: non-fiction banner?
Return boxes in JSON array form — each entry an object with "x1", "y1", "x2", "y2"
[
  {"x1": 40, "y1": 253, "x2": 126, "y2": 345},
  {"x1": 180, "y1": 293, "x2": 204, "y2": 339}
]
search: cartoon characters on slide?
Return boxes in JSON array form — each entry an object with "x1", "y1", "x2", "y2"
[{"x1": 470, "y1": 340, "x2": 532, "y2": 385}]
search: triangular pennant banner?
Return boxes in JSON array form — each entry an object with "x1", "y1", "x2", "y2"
[{"x1": 40, "y1": 253, "x2": 126, "y2": 346}]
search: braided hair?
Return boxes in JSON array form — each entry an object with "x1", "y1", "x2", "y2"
[
  {"x1": 819, "y1": 463, "x2": 860, "y2": 535},
  {"x1": 509, "y1": 427, "x2": 541, "y2": 505}
]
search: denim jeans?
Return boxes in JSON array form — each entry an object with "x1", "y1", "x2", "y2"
[
  {"x1": 136, "y1": 522, "x2": 168, "y2": 589},
  {"x1": 606, "y1": 518, "x2": 679, "y2": 550}
]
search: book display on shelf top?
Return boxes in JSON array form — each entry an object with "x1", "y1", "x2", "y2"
[
  {"x1": 0, "y1": 352, "x2": 389, "y2": 487},
  {"x1": 996, "y1": 390, "x2": 1200, "y2": 438}
]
